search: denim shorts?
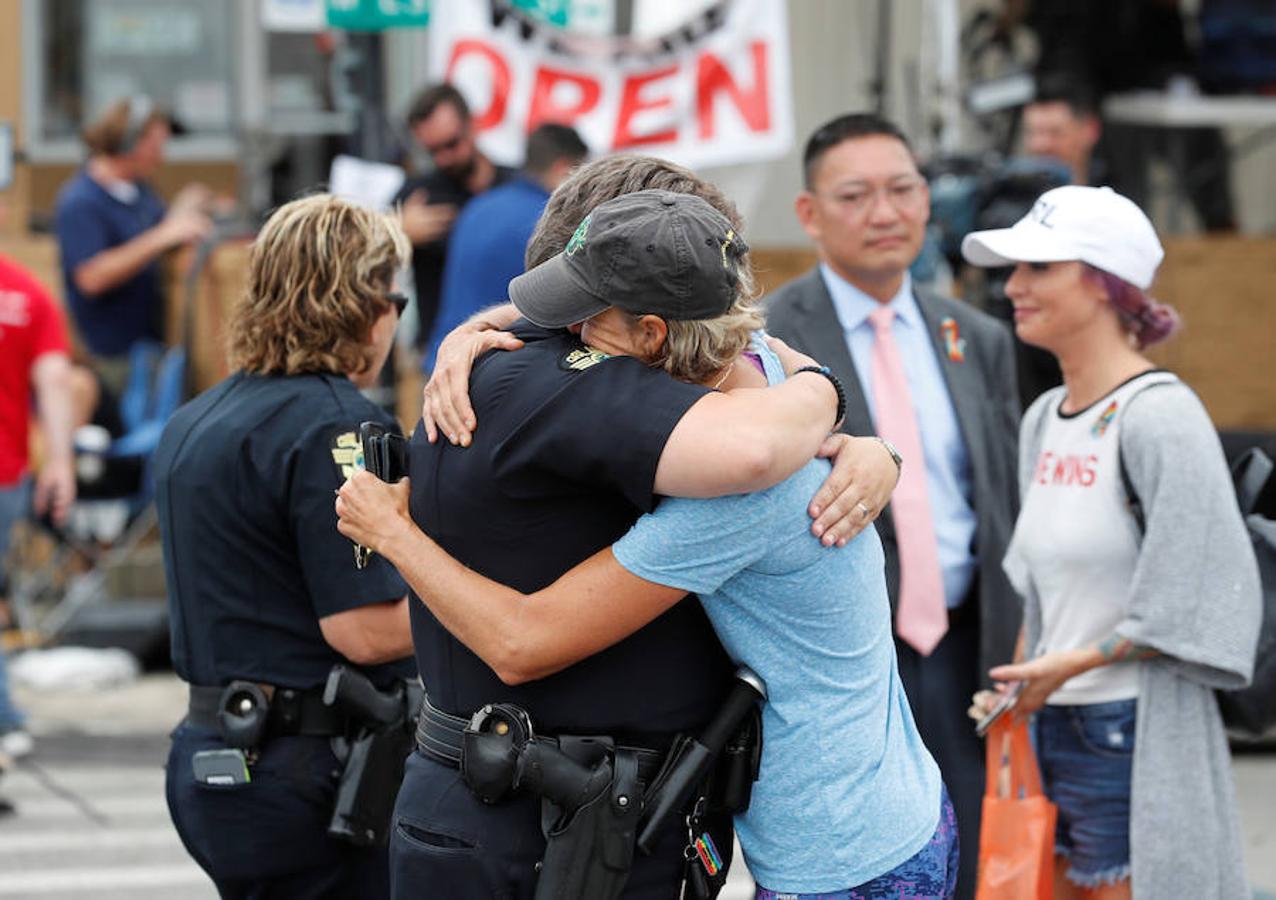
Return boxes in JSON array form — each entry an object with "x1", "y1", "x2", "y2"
[
  {"x1": 1034, "y1": 699, "x2": 1136, "y2": 888},
  {"x1": 754, "y1": 783, "x2": 959, "y2": 900}
]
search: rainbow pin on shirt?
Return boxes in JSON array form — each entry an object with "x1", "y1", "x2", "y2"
[
  {"x1": 1092, "y1": 400, "x2": 1119, "y2": 438},
  {"x1": 694, "y1": 833, "x2": 723, "y2": 876},
  {"x1": 940, "y1": 317, "x2": 966, "y2": 363}
]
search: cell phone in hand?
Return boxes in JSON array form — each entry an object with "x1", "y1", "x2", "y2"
[
  {"x1": 359, "y1": 422, "x2": 408, "y2": 484},
  {"x1": 975, "y1": 681, "x2": 1023, "y2": 737},
  {"x1": 352, "y1": 422, "x2": 408, "y2": 570}
]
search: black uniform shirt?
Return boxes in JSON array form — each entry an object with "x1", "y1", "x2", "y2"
[
  {"x1": 155, "y1": 372, "x2": 415, "y2": 690},
  {"x1": 393, "y1": 165, "x2": 516, "y2": 344},
  {"x1": 409, "y1": 322, "x2": 735, "y2": 739}
]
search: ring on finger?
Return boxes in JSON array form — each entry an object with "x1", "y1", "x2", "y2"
[{"x1": 855, "y1": 501, "x2": 872, "y2": 518}]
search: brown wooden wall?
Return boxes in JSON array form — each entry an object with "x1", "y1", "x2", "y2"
[
  {"x1": 1145, "y1": 238, "x2": 1276, "y2": 432},
  {"x1": 0, "y1": 0, "x2": 29, "y2": 237},
  {"x1": 2, "y1": 237, "x2": 1271, "y2": 432}
]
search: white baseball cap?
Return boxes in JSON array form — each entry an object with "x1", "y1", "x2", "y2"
[{"x1": 961, "y1": 185, "x2": 1164, "y2": 289}]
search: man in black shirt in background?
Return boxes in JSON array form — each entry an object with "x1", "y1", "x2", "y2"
[{"x1": 394, "y1": 83, "x2": 515, "y2": 348}]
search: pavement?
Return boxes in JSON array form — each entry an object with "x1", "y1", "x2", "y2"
[{"x1": 1, "y1": 672, "x2": 1272, "y2": 899}]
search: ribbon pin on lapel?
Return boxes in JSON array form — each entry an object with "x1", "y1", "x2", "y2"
[{"x1": 940, "y1": 317, "x2": 966, "y2": 363}]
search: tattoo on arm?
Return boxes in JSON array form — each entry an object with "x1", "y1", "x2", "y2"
[{"x1": 1096, "y1": 634, "x2": 1160, "y2": 664}]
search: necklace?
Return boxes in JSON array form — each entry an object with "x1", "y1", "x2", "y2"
[{"x1": 710, "y1": 361, "x2": 736, "y2": 391}]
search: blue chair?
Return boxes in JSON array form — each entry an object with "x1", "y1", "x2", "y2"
[
  {"x1": 109, "y1": 341, "x2": 187, "y2": 467},
  {"x1": 9, "y1": 341, "x2": 188, "y2": 640}
]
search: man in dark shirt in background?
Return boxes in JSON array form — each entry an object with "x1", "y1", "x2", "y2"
[
  {"x1": 394, "y1": 83, "x2": 514, "y2": 349},
  {"x1": 1022, "y1": 76, "x2": 1103, "y2": 187},
  {"x1": 54, "y1": 97, "x2": 213, "y2": 395},
  {"x1": 423, "y1": 123, "x2": 588, "y2": 370}
]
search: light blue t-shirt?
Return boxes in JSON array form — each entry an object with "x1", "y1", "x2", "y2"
[{"x1": 613, "y1": 338, "x2": 941, "y2": 893}]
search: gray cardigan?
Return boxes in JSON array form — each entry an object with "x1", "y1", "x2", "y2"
[{"x1": 1017, "y1": 380, "x2": 1261, "y2": 900}]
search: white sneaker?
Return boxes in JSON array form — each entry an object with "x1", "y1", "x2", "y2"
[{"x1": 0, "y1": 730, "x2": 33, "y2": 758}]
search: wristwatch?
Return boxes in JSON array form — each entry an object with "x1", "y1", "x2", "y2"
[{"x1": 873, "y1": 436, "x2": 903, "y2": 472}]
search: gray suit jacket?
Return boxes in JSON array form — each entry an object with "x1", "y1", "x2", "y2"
[{"x1": 766, "y1": 268, "x2": 1023, "y2": 680}]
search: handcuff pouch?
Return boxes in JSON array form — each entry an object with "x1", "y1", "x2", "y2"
[{"x1": 460, "y1": 703, "x2": 532, "y2": 804}]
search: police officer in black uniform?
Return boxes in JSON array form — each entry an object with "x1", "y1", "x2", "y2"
[
  {"x1": 370, "y1": 156, "x2": 896, "y2": 900},
  {"x1": 155, "y1": 194, "x2": 416, "y2": 899}
]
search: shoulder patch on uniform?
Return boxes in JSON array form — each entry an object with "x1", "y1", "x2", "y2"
[
  {"x1": 559, "y1": 345, "x2": 611, "y2": 372},
  {"x1": 330, "y1": 430, "x2": 364, "y2": 479}
]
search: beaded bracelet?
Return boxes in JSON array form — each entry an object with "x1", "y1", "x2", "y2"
[{"x1": 793, "y1": 365, "x2": 846, "y2": 430}]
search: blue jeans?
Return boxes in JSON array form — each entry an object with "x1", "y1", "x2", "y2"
[
  {"x1": 0, "y1": 480, "x2": 31, "y2": 731},
  {"x1": 1034, "y1": 699, "x2": 1137, "y2": 888}
]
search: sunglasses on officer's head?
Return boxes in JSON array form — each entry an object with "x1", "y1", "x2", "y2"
[{"x1": 386, "y1": 292, "x2": 408, "y2": 317}]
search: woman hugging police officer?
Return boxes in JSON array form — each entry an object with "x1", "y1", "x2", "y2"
[{"x1": 154, "y1": 194, "x2": 416, "y2": 898}]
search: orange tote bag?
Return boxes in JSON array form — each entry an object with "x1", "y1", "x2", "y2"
[{"x1": 975, "y1": 716, "x2": 1056, "y2": 900}]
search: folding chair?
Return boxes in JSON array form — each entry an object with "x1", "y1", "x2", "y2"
[{"x1": 7, "y1": 342, "x2": 186, "y2": 649}]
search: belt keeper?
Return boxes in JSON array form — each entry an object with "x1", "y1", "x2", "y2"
[{"x1": 276, "y1": 688, "x2": 300, "y2": 731}]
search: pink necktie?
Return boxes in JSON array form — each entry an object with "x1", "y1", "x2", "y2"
[{"x1": 868, "y1": 306, "x2": 948, "y2": 656}]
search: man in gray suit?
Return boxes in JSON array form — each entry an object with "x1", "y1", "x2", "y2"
[{"x1": 766, "y1": 113, "x2": 1021, "y2": 899}]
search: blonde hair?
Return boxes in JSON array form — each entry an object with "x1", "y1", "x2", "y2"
[
  {"x1": 529, "y1": 154, "x2": 763, "y2": 383},
  {"x1": 228, "y1": 194, "x2": 410, "y2": 377},
  {"x1": 627, "y1": 284, "x2": 766, "y2": 385}
]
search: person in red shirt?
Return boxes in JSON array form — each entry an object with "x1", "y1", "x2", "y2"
[{"x1": 0, "y1": 243, "x2": 79, "y2": 763}]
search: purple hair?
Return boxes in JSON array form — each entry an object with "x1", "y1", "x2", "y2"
[{"x1": 1086, "y1": 266, "x2": 1181, "y2": 348}]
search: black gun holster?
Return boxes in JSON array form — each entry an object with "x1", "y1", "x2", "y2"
[
  {"x1": 460, "y1": 705, "x2": 645, "y2": 900},
  {"x1": 456, "y1": 683, "x2": 763, "y2": 900},
  {"x1": 326, "y1": 674, "x2": 423, "y2": 847},
  {"x1": 534, "y1": 745, "x2": 643, "y2": 900},
  {"x1": 328, "y1": 725, "x2": 415, "y2": 846}
]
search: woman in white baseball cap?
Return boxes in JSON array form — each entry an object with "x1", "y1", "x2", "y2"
[{"x1": 963, "y1": 186, "x2": 1260, "y2": 899}]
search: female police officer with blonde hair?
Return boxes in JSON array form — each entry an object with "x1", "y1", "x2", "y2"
[{"x1": 155, "y1": 193, "x2": 416, "y2": 899}]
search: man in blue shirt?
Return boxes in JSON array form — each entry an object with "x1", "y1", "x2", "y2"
[
  {"x1": 54, "y1": 97, "x2": 213, "y2": 393},
  {"x1": 424, "y1": 123, "x2": 588, "y2": 371}
]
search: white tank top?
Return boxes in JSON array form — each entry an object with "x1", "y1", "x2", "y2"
[{"x1": 1004, "y1": 370, "x2": 1178, "y2": 705}]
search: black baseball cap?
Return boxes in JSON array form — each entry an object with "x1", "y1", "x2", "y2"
[{"x1": 509, "y1": 189, "x2": 749, "y2": 328}]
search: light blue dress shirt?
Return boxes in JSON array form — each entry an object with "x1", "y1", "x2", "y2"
[{"x1": 819, "y1": 264, "x2": 977, "y2": 608}]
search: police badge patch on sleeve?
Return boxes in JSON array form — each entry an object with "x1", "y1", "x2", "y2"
[
  {"x1": 559, "y1": 345, "x2": 611, "y2": 372},
  {"x1": 330, "y1": 431, "x2": 364, "y2": 479}
]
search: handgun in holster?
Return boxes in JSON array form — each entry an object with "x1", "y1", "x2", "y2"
[
  {"x1": 528, "y1": 735, "x2": 645, "y2": 900},
  {"x1": 322, "y1": 664, "x2": 422, "y2": 846},
  {"x1": 457, "y1": 665, "x2": 766, "y2": 900},
  {"x1": 460, "y1": 704, "x2": 643, "y2": 900}
]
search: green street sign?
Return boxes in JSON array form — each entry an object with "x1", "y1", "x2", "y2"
[
  {"x1": 326, "y1": 0, "x2": 430, "y2": 31},
  {"x1": 510, "y1": 0, "x2": 571, "y2": 28}
]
